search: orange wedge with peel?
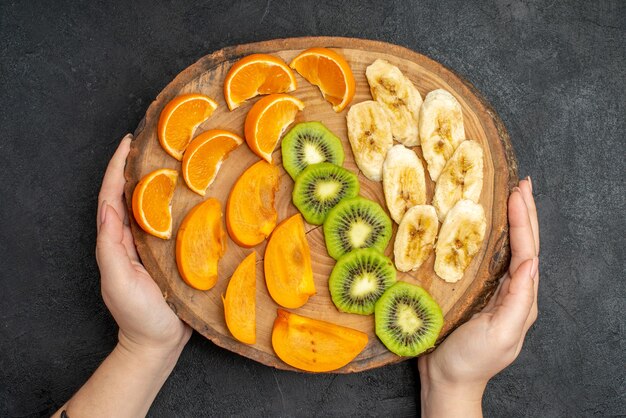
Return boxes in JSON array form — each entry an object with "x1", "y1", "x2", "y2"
[
  {"x1": 176, "y1": 198, "x2": 227, "y2": 291},
  {"x1": 182, "y1": 129, "x2": 243, "y2": 196},
  {"x1": 158, "y1": 94, "x2": 218, "y2": 160},
  {"x1": 223, "y1": 252, "x2": 257, "y2": 344},
  {"x1": 289, "y1": 47, "x2": 355, "y2": 112},
  {"x1": 132, "y1": 168, "x2": 178, "y2": 240},
  {"x1": 244, "y1": 93, "x2": 304, "y2": 163},
  {"x1": 224, "y1": 54, "x2": 297, "y2": 110}
]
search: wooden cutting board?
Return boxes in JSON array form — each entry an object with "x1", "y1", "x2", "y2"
[{"x1": 124, "y1": 37, "x2": 517, "y2": 373}]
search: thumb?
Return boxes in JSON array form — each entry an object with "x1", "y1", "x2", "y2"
[
  {"x1": 96, "y1": 203, "x2": 135, "y2": 283},
  {"x1": 492, "y1": 257, "x2": 537, "y2": 341}
]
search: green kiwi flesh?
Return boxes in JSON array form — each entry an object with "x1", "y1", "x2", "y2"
[
  {"x1": 374, "y1": 282, "x2": 444, "y2": 357},
  {"x1": 292, "y1": 163, "x2": 359, "y2": 225},
  {"x1": 329, "y1": 248, "x2": 397, "y2": 315},
  {"x1": 323, "y1": 196, "x2": 392, "y2": 260},
  {"x1": 281, "y1": 121, "x2": 345, "y2": 180}
]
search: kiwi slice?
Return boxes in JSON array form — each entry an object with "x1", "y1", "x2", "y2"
[
  {"x1": 323, "y1": 196, "x2": 392, "y2": 260},
  {"x1": 375, "y1": 282, "x2": 443, "y2": 357},
  {"x1": 292, "y1": 163, "x2": 359, "y2": 225},
  {"x1": 329, "y1": 248, "x2": 397, "y2": 315},
  {"x1": 281, "y1": 121, "x2": 345, "y2": 180}
]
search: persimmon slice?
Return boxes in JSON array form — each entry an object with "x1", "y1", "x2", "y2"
[
  {"x1": 264, "y1": 214, "x2": 315, "y2": 308},
  {"x1": 272, "y1": 309, "x2": 368, "y2": 372},
  {"x1": 223, "y1": 252, "x2": 256, "y2": 344},
  {"x1": 176, "y1": 198, "x2": 227, "y2": 290},
  {"x1": 226, "y1": 160, "x2": 280, "y2": 247}
]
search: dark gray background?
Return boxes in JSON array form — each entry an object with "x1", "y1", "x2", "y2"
[{"x1": 1, "y1": 0, "x2": 624, "y2": 416}]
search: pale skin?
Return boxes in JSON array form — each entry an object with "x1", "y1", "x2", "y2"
[{"x1": 55, "y1": 135, "x2": 539, "y2": 417}]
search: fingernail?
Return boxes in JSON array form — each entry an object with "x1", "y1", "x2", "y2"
[
  {"x1": 530, "y1": 256, "x2": 538, "y2": 279},
  {"x1": 512, "y1": 186, "x2": 522, "y2": 194},
  {"x1": 100, "y1": 201, "x2": 108, "y2": 225},
  {"x1": 526, "y1": 176, "x2": 533, "y2": 193},
  {"x1": 123, "y1": 133, "x2": 133, "y2": 142}
]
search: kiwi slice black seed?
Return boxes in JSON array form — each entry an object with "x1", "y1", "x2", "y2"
[
  {"x1": 329, "y1": 248, "x2": 397, "y2": 315},
  {"x1": 281, "y1": 121, "x2": 345, "y2": 180},
  {"x1": 323, "y1": 196, "x2": 392, "y2": 260},
  {"x1": 292, "y1": 163, "x2": 359, "y2": 225},
  {"x1": 374, "y1": 282, "x2": 444, "y2": 357}
]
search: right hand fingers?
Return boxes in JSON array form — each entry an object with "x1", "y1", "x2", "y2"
[{"x1": 508, "y1": 188, "x2": 537, "y2": 275}]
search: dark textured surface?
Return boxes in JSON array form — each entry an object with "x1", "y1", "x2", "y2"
[{"x1": 0, "y1": 0, "x2": 624, "y2": 416}]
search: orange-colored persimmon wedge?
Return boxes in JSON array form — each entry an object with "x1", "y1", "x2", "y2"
[
  {"x1": 272, "y1": 309, "x2": 369, "y2": 372},
  {"x1": 264, "y1": 214, "x2": 315, "y2": 308},
  {"x1": 158, "y1": 94, "x2": 218, "y2": 160},
  {"x1": 226, "y1": 160, "x2": 280, "y2": 247},
  {"x1": 223, "y1": 252, "x2": 256, "y2": 344},
  {"x1": 290, "y1": 47, "x2": 355, "y2": 112},
  {"x1": 182, "y1": 129, "x2": 243, "y2": 196},
  {"x1": 132, "y1": 168, "x2": 178, "y2": 240},
  {"x1": 224, "y1": 54, "x2": 297, "y2": 110},
  {"x1": 176, "y1": 198, "x2": 227, "y2": 290},
  {"x1": 244, "y1": 93, "x2": 304, "y2": 163}
]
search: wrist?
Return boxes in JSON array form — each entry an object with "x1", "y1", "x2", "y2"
[
  {"x1": 419, "y1": 356, "x2": 487, "y2": 417},
  {"x1": 116, "y1": 330, "x2": 186, "y2": 377}
]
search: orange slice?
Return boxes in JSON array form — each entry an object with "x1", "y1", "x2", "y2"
[
  {"x1": 132, "y1": 168, "x2": 178, "y2": 240},
  {"x1": 224, "y1": 54, "x2": 297, "y2": 110},
  {"x1": 244, "y1": 93, "x2": 304, "y2": 163},
  {"x1": 289, "y1": 47, "x2": 355, "y2": 112},
  {"x1": 157, "y1": 94, "x2": 218, "y2": 160},
  {"x1": 223, "y1": 252, "x2": 257, "y2": 344},
  {"x1": 182, "y1": 129, "x2": 243, "y2": 196},
  {"x1": 176, "y1": 198, "x2": 227, "y2": 290}
]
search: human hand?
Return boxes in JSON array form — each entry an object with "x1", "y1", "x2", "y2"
[
  {"x1": 418, "y1": 178, "x2": 539, "y2": 416},
  {"x1": 96, "y1": 134, "x2": 191, "y2": 362}
]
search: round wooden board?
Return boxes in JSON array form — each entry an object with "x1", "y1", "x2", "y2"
[{"x1": 124, "y1": 37, "x2": 518, "y2": 373}]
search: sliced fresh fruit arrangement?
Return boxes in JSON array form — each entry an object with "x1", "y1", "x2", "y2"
[
  {"x1": 382, "y1": 144, "x2": 427, "y2": 224},
  {"x1": 432, "y1": 140, "x2": 484, "y2": 222},
  {"x1": 223, "y1": 252, "x2": 256, "y2": 344},
  {"x1": 176, "y1": 198, "x2": 227, "y2": 290},
  {"x1": 132, "y1": 168, "x2": 178, "y2": 240},
  {"x1": 264, "y1": 214, "x2": 315, "y2": 309},
  {"x1": 419, "y1": 89, "x2": 465, "y2": 181},
  {"x1": 366, "y1": 59, "x2": 423, "y2": 146},
  {"x1": 329, "y1": 248, "x2": 397, "y2": 315},
  {"x1": 224, "y1": 54, "x2": 297, "y2": 110},
  {"x1": 158, "y1": 94, "x2": 218, "y2": 160},
  {"x1": 375, "y1": 281, "x2": 443, "y2": 357},
  {"x1": 244, "y1": 93, "x2": 304, "y2": 163},
  {"x1": 323, "y1": 196, "x2": 392, "y2": 260},
  {"x1": 182, "y1": 129, "x2": 243, "y2": 196},
  {"x1": 289, "y1": 47, "x2": 355, "y2": 112},
  {"x1": 226, "y1": 160, "x2": 280, "y2": 247},
  {"x1": 435, "y1": 199, "x2": 487, "y2": 283},
  {"x1": 393, "y1": 205, "x2": 439, "y2": 272},
  {"x1": 292, "y1": 163, "x2": 359, "y2": 225},
  {"x1": 272, "y1": 309, "x2": 368, "y2": 372},
  {"x1": 281, "y1": 121, "x2": 345, "y2": 180},
  {"x1": 346, "y1": 100, "x2": 393, "y2": 181}
]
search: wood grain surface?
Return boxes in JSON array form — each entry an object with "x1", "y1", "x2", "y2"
[{"x1": 124, "y1": 37, "x2": 518, "y2": 373}]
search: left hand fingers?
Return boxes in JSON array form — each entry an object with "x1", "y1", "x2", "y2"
[{"x1": 97, "y1": 134, "x2": 133, "y2": 233}]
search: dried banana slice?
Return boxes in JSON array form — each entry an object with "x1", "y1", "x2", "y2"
[
  {"x1": 382, "y1": 144, "x2": 427, "y2": 224},
  {"x1": 432, "y1": 140, "x2": 484, "y2": 222},
  {"x1": 393, "y1": 205, "x2": 438, "y2": 272},
  {"x1": 346, "y1": 101, "x2": 393, "y2": 181},
  {"x1": 366, "y1": 59, "x2": 423, "y2": 146},
  {"x1": 419, "y1": 89, "x2": 465, "y2": 181},
  {"x1": 434, "y1": 200, "x2": 486, "y2": 283}
]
